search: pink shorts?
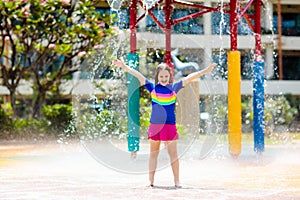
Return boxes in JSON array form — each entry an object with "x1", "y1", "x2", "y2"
[{"x1": 148, "y1": 124, "x2": 179, "y2": 141}]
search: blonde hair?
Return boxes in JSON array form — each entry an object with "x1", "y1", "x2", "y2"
[{"x1": 154, "y1": 63, "x2": 173, "y2": 84}]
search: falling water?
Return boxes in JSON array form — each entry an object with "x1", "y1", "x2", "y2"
[{"x1": 70, "y1": 0, "x2": 298, "y2": 174}]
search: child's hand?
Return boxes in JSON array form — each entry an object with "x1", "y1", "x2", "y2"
[
  {"x1": 113, "y1": 58, "x2": 130, "y2": 72},
  {"x1": 203, "y1": 63, "x2": 217, "y2": 74}
]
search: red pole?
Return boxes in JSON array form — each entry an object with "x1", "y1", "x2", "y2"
[
  {"x1": 230, "y1": 0, "x2": 238, "y2": 51},
  {"x1": 254, "y1": 0, "x2": 262, "y2": 60},
  {"x1": 130, "y1": 0, "x2": 137, "y2": 53},
  {"x1": 163, "y1": 0, "x2": 174, "y2": 77}
]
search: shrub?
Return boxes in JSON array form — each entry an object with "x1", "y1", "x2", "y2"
[
  {"x1": 77, "y1": 109, "x2": 125, "y2": 141},
  {"x1": 140, "y1": 97, "x2": 151, "y2": 139},
  {"x1": 243, "y1": 95, "x2": 298, "y2": 134},
  {"x1": 0, "y1": 103, "x2": 14, "y2": 138},
  {"x1": 13, "y1": 117, "x2": 49, "y2": 139},
  {"x1": 42, "y1": 103, "x2": 74, "y2": 135}
]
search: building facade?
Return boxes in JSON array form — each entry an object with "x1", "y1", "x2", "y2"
[
  {"x1": 109, "y1": 0, "x2": 300, "y2": 95},
  {"x1": 1, "y1": 0, "x2": 300, "y2": 99}
]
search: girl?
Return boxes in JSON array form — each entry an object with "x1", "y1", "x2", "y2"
[{"x1": 113, "y1": 59, "x2": 217, "y2": 188}]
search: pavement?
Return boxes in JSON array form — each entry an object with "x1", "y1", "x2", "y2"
[{"x1": 0, "y1": 136, "x2": 300, "y2": 200}]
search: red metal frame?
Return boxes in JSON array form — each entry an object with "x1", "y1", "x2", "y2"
[
  {"x1": 241, "y1": 8, "x2": 255, "y2": 31},
  {"x1": 129, "y1": 0, "x2": 263, "y2": 72},
  {"x1": 163, "y1": 0, "x2": 174, "y2": 73},
  {"x1": 254, "y1": 0, "x2": 262, "y2": 60},
  {"x1": 230, "y1": 0, "x2": 238, "y2": 51},
  {"x1": 239, "y1": 0, "x2": 255, "y2": 17},
  {"x1": 173, "y1": 9, "x2": 212, "y2": 25},
  {"x1": 130, "y1": 0, "x2": 138, "y2": 52}
]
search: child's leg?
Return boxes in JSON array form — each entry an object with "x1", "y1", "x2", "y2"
[
  {"x1": 166, "y1": 140, "x2": 181, "y2": 187},
  {"x1": 149, "y1": 139, "x2": 161, "y2": 186}
]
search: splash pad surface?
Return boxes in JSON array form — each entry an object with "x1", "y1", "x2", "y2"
[{"x1": 0, "y1": 138, "x2": 299, "y2": 200}]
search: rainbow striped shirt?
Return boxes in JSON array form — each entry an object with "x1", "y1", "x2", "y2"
[
  {"x1": 151, "y1": 90, "x2": 176, "y2": 106},
  {"x1": 144, "y1": 80, "x2": 183, "y2": 124}
]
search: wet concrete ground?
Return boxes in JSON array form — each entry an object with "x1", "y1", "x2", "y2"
[{"x1": 0, "y1": 138, "x2": 300, "y2": 200}]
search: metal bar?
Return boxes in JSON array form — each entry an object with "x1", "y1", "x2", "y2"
[
  {"x1": 136, "y1": 12, "x2": 146, "y2": 24},
  {"x1": 228, "y1": 51, "x2": 242, "y2": 157},
  {"x1": 230, "y1": 0, "x2": 238, "y2": 51},
  {"x1": 163, "y1": 0, "x2": 174, "y2": 77},
  {"x1": 173, "y1": 0, "x2": 221, "y2": 11},
  {"x1": 254, "y1": 0, "x2": 262, "y2": 59},
  {"x1": 130, "y1": 0, "x2": 137, "y2": 52},
  {"x1": 172, "y1": 10, "x2": 212, "y2": 25},
  {"x1": 253, "y1": 0, "x2": 265, "y2": 154},
  {"x1": 253, "y1": 61, "x2": 265, "y2": 153},
  {"x1": 242, "y1": 13, "x2": 255, "y2": 32},
  {"x1": 277, "y1": 0, "x2": 283, "y2": 80},
  {"x1": 127, "y1": 0, "x2": 140, "y2": 153},
  {"x1": 239, "y1": 0, "x2": 255, "y2": 17}
]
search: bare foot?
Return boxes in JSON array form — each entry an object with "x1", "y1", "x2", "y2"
[
  {"x1": 175, "y1": 181, "x2": 182, "y2": 188},
  {"x1": 131, "y1": 151, "x2": 137, "y2": 159}
]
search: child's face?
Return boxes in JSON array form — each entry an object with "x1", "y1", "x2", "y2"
[{"x1": 158, "y1": 69, "x2": 171, "y2": 86}]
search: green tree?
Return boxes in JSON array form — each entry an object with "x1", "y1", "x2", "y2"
[{"x1": 0, "y1": 0, "x2": 117, "y2": 117}]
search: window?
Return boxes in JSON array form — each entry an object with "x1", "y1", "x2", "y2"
[
  {"x1": 274, "y1": 51, "x2": 300, "y2": 80},
  {"x1": 211, "y1": 12, "x2": 253, "y2": 35},
  {"x1": 212, "y1": 49, "x2": 228, "y2": 80},
  {"x1": 146, "y1": 9, "x2": 165, "y2": 33},
  {"x1": 211, "y1": 49, "x2": 254, "y2": 80},
  {"x1": 211, "y1": 12, "x2": 230, "y2": 35},
  {"x1": 173, "y1": 9, "x2": 204, "y2": 34},
  {"x1": 273, "y1": 14, "x2": 300, "y2": 36},
  {"x1": 116, "y1": 9, "x2": 130, "y2": 29},
  {"x1": 145, "y1": 9, "x2": 204, "y2": 34}
]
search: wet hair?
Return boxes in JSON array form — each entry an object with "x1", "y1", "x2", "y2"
[{"x1": 154, "y1": 63, "x2": 173, "y2": 84}]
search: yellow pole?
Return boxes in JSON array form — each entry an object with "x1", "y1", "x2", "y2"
[{"x1": 228, "y1": 51, "x2": 241, "y2": 157}]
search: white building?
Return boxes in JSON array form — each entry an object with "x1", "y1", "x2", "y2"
[{"x1": 112, "y1": 0, "x2": 300, "y2": 95}]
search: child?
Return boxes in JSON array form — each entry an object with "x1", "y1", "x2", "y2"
[{"x1": 113, "y1": 59, "x2": 217, "y2": 188}]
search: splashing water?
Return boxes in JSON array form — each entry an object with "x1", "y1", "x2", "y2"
[
  {"x1": 218, "y1": 0, "x2": 225, "y2": 67},
  {"x1": 143, "y1": 0, "x2": 161, "y2": 10},
  {"x1": 71, "y1": 29, "x2": 231, "y2": 174},
  {"x1": 71, "y1": 0, "x2": 271, "y2": 174},
  {"x1": 107, "y1": 0, "x2": 124, "y2": 11},
  {"x1": 108, "y1": 0, "x2": 160, "y2": 11}
]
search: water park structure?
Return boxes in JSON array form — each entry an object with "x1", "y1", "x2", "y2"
[{"x1": 125, "y1": 0, "x2": 265, "y2": 157}]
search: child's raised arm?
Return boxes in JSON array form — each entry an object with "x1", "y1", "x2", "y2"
[
  {"x1": 113, "y1": 58, "x2": 146, "y2": 86},
  {"x1": 182, "y1": 63, "x2": 217, "y2": 87}
]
